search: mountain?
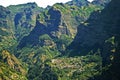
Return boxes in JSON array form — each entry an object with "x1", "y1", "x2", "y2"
[
  {"x1": 92, "y1": 0, "x2": 111, "y2": 6},
  {"x1": 17, "y1": 0, "x2": 103, "y2": 53},
  {"x1": 0, "y1": 3, "x2": 44, "y2": 80},
  {"x1": 67, "y1": 0, "x2": 120, "y2": 79},
  {"x1": 16, "y1": 0, "x2": 112, "y2": 80},
  {"x1": 0, "y1": 2, "x2": 44, "y2": 52},
  {"x1": 17, "y1": 0, "x2": 111, "y2": 51},
  {"x1": 1, "y1": 0, "x2": 118, "y2": 80},
  {"x1": 16, "y1": 0, "x2": 104, "y2": 68},
  {"x1": 66, "y1": 0, "x2": 89, "y2": 6},
  {"x1": 7, "y1": 2, "x2": 43, "y2": 41},
  {"x1": 0, "y1": 6, "x2": 16, "y2": 51}
]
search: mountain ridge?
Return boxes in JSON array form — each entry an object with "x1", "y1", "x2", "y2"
[{"x1": 1, "y1": 0, "x2": 119, "y2": 80}]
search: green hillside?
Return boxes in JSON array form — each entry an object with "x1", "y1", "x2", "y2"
[{"x1": 1, "y1": 0, "x2": 119, "y2": 80}]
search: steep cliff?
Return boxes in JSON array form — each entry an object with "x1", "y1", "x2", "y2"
[{"x1": 67, "y1": 0, "x2": 120, "y2": 79}]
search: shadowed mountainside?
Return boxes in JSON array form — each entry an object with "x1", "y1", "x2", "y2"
[{"x1": 67, "y1": 0, "x2": 120, "y2": 79}]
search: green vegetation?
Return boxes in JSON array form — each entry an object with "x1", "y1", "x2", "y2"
[
  {"x1": 55, "y1": 34, "x2": 73, "y2": 52},
  {"x1": 0, "y1": 50, "x2": 27, "y2": 80},
  {"x1": 53, "y1": 3, "x2": 103, "y2": 20},
  {"x1": 7, "y1": 2, "x2": 43, "y2": 14},
  {"x1": 39, "y1": 34, "x2": 52, "y2": 41},
  {"x1": 0, "y1": 0, "x2": 117, "y2": 80},
  {"x1": 27, "y1": 55, "x2": 102, "y2": 80},
  {"x1": 17, "y1": 46, "x2": 60, "y2": 65},
  {"x1": 0, "y1": 62, "x2": 27, "y2": 80}
]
